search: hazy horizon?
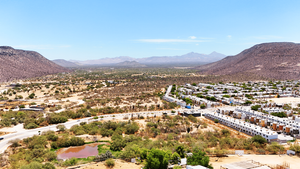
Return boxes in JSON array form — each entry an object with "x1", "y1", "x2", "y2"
[{"x1": 1, "y1": 0, "x2": 300, "y2": 60}]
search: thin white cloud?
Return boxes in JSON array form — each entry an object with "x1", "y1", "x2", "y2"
[
  {"x1": 189, "y1": 36, "x2": 197, "y2": 39},
  {"x1": 227, "y1": 35, "x2": 232, "y2": 39},
  {"x1": 137, "y1": 39, "x2": 206, "y2": 43}
]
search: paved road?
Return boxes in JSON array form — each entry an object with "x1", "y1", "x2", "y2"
[{"x1": 0, "y1": 110, "x2": 174, "y2": 154}]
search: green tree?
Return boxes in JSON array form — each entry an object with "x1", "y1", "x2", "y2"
[
  {"x1": 271, "y1": 112, "x2": 287, "y2": 118},
  {"x1": 221, "y1": 129, "x2": 231, "y2": 137},
  {"x1": 187, "y1": 150, "x2": 212, "y2": 168},
  {"x1": 48, "y1": 115, "x2": 68, "y2": 124},
  {"x1": 28, "y1": 93, "x2": 35, "y2": 99},
  {"x1": 43, "y1": 163, "x2": 55, "y2": 169},
  {"x1": 9, "y1": 139, "x2": 20, "y2": 147},
  {"x1": 25, "y1": 122, "x2": 39, "y2": 129},
  {"x1": 56, "y1": 124, "x2": 66, "y2": 132},
  {"x1": 120, "y1": 144, "x2": 142, "y2": 161},
  {"x1": 68, "y1": 137, "x2": 85, "y2": 146},
  {"x1": 251, "y1": 105, "x2": 261, "y2": 111},
  {"x1": 251, "y1": 135, "x2": 267, "y2": 145},
  {"x1": 110, "y1": 138, "x2": 126, "y2": 151},
  {"x1": 144, "y1": 149, "x2": 171, "y2": 169},
  {"x1": 44, "y1": 151, "x2": 57, "y2": 161},
  {"x1": 210, "y1": 97, "x2": 216, "y2": 101},
  {"x1": 290, "y1": 144, "x2": 300, "y2": 153},
  {"x1": 124, "y1": 122, "x2": 139, "y2": 134},
  {"x1": 171, "y1": 152, "x2": 180, "y2": 164},
  {"x1": 20, "y1": 161, "x2": 43, "y2": 169},
  {"x1": 200, "y1": 104, "x2": 206, "y2": 109},
  {"x1": 214, "y1": 119, "x2": 219, "y2": 123},
  {"x1": 244, "y1": 100, "x2": 252, "y2": 105},
  {"x1": 267, "y1": 142, "x2": 284, "y2": 154},
  {"x1": 175, "y1": 145, "x2": 185, "y2": 158}
]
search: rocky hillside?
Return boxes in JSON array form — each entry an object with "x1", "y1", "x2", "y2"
[
  {"x1": 52, "y1": 59, "x2": 79, "y2": 67},
  {"x1": 196, "y1": 42, "x2": 300, "y2": 80},
  {"x1": 0, "y1": 46, "x2": 70, "y2": 82}
]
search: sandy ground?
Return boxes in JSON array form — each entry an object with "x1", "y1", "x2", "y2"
[
  {"x1": 210, "y1": 155, "x2": 300, "y2": 169},
  {"x1": 267, "y1": 97, "x2": 300, "y2": 107},
  {"x1": 68, "y1": 159, "x2": 142, "y2": 169},
  {"x1": 0, "y1": 124, "x2": 25, "y2": 133}
]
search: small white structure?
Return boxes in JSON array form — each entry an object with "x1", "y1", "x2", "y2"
[
  {"x1": 180, "y1": 158, "x2": 187, "y2": 166},
  {"x1": 186, "y1": 165, "x2": 210, "y2": 169},
  {"x1": 235, "y1": 150, "x2": 244, "y2": 156},
  {"x1": 287, "y1": 150, "x2": 295, "y2": 155}
]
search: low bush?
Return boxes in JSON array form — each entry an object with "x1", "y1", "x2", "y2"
[
  {"x1": 94, "y1": 150, "x2": 113, "y2": 162},
  {"x1": 105, "y1": 158, "x2": 115, "y2": 168},
  {"x1": 63, "y1": 157, "x2": 78, "y2": 166}
]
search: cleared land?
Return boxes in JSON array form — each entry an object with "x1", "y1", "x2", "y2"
[
  {"x1": 267, "y1": 97, "x2": 300, "y2": 106},
  {"x1": 76, "y1": 160, "x2": 142, "y2": 169},
  {"x1": 211, "y1": 154, "x2": 299, "y2": 169}
]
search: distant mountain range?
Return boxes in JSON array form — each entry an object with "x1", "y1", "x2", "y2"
[
  {"x1": 0, "y1": 46, "x2": 69, "y2": 82},
  {"x1": 52, "y1": 59, "x2": 79, "y2": 67},
  {"x1": 196, "y1": 42, "x2": 300, "y2": 80},
  {"x1": 3, "y1": 43, "x2": 300, "y2": 82},
  {"x1": 116, "y1": 61, "x2": 147, "y2": 67},
  {"x1": 65, "y1": 52, "x2": 226, "y2": 66}
]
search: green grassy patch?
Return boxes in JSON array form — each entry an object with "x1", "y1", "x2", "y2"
[
  {"x1": 98, "y1": 144, "x2": 121, "y2": 157},
  {"x1": 85, "y1": 140, "x2": 111, "y2": 144},
  {"x1": 77, "y1": 156, "x2": 96, "y2": 162}
]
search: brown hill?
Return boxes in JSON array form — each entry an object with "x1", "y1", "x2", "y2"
[
  {"x1": 0, "y1": 46, "x2": 70, "y2": 82},
  {"x1": 196, "y1": 42, "x2": 300, "y2": 80}
]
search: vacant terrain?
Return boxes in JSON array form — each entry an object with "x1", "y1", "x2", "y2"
[{"x1": 211, "y1": 155, "x2": 299, "y2": 169}]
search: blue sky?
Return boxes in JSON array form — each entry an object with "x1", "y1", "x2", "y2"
[{"x1": 1, "y1": 0, "x2": 300, "y2": 60}]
